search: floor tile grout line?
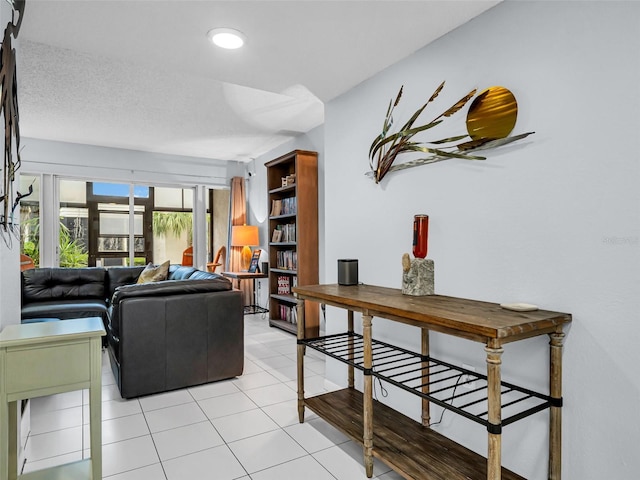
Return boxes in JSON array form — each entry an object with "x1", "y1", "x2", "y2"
[
  {"x1": 238, "y1": 451, "x2": 314, "y2": 478},
  {"x1": 197, "y1": 408, "x2": 251, "y2": 478},
  {"x1": 185, "y1": 349, "x2": 310, "y2": 477},
  {"x1": 21, "y1": 447, "x2": 84, "y2": 467},
  {"x1": 101, "y1": 462, "x2": 166, "y2": 479},
  {"x1": 279, "y1": 412, "x2": 351, "y2": 462},
  {"x1": 139, "y1": 398, "x2": 170, "y2": 480},
  {"x1": 25, "y1": 316, "x2": 341, "y2": 479},
  {"x1": 244, "y1": 324, "x2": 346, "y2": 478},
  {"x1": 189, "y1": 382, "x2": 253, "y2": 479}
]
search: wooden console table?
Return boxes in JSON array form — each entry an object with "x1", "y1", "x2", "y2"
[
  {"x1": 0, "y1": 317, "x2": 105, "y2": 480},
  {"x1": 293, "y1": 284, "x2": 572, "y2": 480}
]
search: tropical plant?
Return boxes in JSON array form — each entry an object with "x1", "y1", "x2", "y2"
[
  {"x1": 21, "y1": 217, "x2": 88, "y2": 267},
  {"x1": 21, "y1": 215, "x2": 40, "y2": 266},
  {"x1": 22, "y1": 240, "x2": 39, "y2": 265},
  {"x1": 153, "y1": 211, "x2": 193, "y2": 245},
  {"x1": 58, "y1": 223, "x2": 88, "y2": 267}
]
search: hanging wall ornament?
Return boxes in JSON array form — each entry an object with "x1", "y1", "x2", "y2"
[
  {"x1": 0, "y1": 0, "x2": 25, "y2": 232},
  {"x1": 367, "y1": 82, "x2": 534, "y2": 184}
]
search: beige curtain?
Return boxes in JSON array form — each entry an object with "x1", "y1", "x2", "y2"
[{"x1": 229, "y1": 176, "x2": 252, "y2": 305}]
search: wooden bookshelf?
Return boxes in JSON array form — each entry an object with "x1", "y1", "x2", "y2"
[{"x1": 265, "y1": 150, "x2": 319, "y2": 337}]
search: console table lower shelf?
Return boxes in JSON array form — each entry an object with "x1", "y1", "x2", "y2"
[{"x1": 306, "y1": 388, "x2": 524, "y2": 480}]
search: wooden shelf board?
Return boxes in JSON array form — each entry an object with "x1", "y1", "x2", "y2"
[
  {"x1": 269, "y1": 184, "x2": 296, "y2": 194},
  {"x1": 271, "y1": 294, "x2": 296, "y2": 303},
  {"x1": 19, "y1": 459, "x2": 93, "y2": 480},
  {"x1": 305, "y1": 388, "x2": 526, "y2": 480},
  {"x1": 270, "y1": 268, "x2": 297, "y2": 275},
  {"x1": 269, "y1": 213, "x2": 296, "y2": 220},
  {"x1": 269, "y1": 318, "x2": 297, "y2": 335}
]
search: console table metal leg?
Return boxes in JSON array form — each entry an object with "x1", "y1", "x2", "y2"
[
  {"x1": 296, "y1": 297, "x2": 306, "y2": 423},
  {"x1": 486, "y1": 340, "x2": 504, "y2": 480},
  {"x1": 421, "y1": 328, "x2": 430, "y2": 427},
  {"x1": 347, "y1": 310, "x2": 354, "y2": 389},
  {"x1": 362, "y1": 313, "x2": 374, "y2": 478},
  {"x1": 549, "y1": 330, "x2": 565, "y2": 480}
]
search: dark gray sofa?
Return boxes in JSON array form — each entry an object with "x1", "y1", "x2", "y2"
[{"x1": 21, "y1": 265, "x2": 244, "y2": 398}]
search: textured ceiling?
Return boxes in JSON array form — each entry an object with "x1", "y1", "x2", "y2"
[{"x1": 17, "y1": 0, "x2": 500, "y2": 162}]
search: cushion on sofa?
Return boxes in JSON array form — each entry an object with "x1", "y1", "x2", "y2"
[
  {"x1": 22, "y1": 267, "x2": 106, "y2": 302},
  {"x1": 188, "y1": 270, "x2": 223, "y2": 281},
  {"x1": 168, "y1": 265, "x2": 197, "y2": 280},
  {"x1": 106, "y1": 266, "x2": 146, "y2": 299},
  {"x1": 21, "y1": 299, "x2": 108, "y2": 320},
  {"x1": 137, "y1": 260, "x2": 170, "y2": 284}
]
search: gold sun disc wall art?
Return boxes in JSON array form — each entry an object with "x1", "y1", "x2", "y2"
[
  {"x1": 367, "y1": 82, "x2": 534, "y2": 184},
  {"x1": 466, "y1": 86, "x2": 518, "y2": 141}
]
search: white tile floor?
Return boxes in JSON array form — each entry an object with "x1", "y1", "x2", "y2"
[{"x1": 23, "y1": 314, "x2": 405, "y2": 480}]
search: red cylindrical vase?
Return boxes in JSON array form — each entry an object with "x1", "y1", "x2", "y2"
[{"x1": 412, "y1": 214, "x2": 429, "y2": 259}]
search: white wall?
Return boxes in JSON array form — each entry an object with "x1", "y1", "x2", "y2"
[
  {"x1": 322, "y1": 2, "x2": 639, "y2": 479},
  {"x1": 20, "y1": 138, "x2": 243, "y2": 187},
  {"x1": 0, "y1": 0, "x2": 21, "y2": 330}
]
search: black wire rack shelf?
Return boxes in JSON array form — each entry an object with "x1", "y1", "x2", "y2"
[{"x1": 300, "y1": 332, "x2": 554, "y2": 430}]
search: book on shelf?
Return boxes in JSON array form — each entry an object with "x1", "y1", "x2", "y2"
[
  {"x1": 271, "y1": 196, "x2": 296, "y2": 217},
  {"x1": 277, "y1": 275, "x2": 290, "y2": 295},
  {"x1": 281, "y1": 196, "x2": 296, "y2": 215},
  {"x1": 276, "y1": 250, "x2": 298, "y2": 270},
  {"x1": 272, "y1": 223, "x2": 295, "y2": 243},
  {"x1": 270, "y1": 199, "x2": 282, "y2": 216},
  {"x1": 278, "y1": 304, "x2": 297, "y2": 324},
  {"x1": 283, "y1": 223, "x2": 295, "y2": 242}
]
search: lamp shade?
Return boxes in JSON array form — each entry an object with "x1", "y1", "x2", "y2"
[{"x1": 231, "y1": 225, "x2": 259, "y2": 247}]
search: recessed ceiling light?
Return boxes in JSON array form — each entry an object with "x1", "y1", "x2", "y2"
[{"x1": 207, "y1": 28, "x2": 246, "y2": 49}]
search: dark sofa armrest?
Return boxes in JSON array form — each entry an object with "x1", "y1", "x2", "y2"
[
  {"x1": 110, "y1": 278, "x2": 232, "y2": 305},
  {"x1": 113, "y1": 288, "x2": 243, "y2": 398}
]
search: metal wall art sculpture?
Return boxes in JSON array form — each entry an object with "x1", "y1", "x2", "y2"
[
  {"x1": 0, "y1": 0, "x2": 25, "y2": 239},
  {"x1": 368, "y1": 81, "x2": 534, "y2": 183}
]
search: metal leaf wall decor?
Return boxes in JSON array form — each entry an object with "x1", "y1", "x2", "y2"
[
  {"x1": 368, "y1": 81, "x2": 534, "y2": 183},
  {"x1": 0, "y1": 0, "x2": 25, "y2": 236}
]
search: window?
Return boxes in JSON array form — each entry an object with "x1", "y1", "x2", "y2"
[
  {"x1": 19, "y1": 174, "x2": 40, "y2": 266},
  {"x1": 150, "y1": 186, "x2": 193, "y2": 265},
  {"x1": 59, "y1": 179, "x2": 88, "y2": 267},
  {"x1": 19, "y1": 174, "x2": 229, "y2": 269}
]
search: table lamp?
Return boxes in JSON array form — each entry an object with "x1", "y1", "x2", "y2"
[{"x1": 231, "y1": 225, "x2": 259, "y2": 271}]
